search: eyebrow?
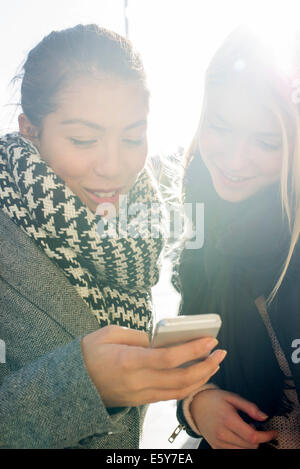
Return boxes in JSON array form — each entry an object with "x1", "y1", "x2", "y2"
[{"x1": 60, "y1": 118, "x2": 147, "y2": 131}]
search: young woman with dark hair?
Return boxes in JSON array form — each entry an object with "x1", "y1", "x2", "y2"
[{"x1": 0, "y1": 24, "x2": 226, "y2": 449}]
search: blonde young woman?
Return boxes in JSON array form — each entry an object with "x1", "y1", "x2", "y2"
[{"x1": 175, "y1": 27, "x2": 300, "y2": 449}]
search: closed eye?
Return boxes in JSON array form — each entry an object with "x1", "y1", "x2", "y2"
[
  {"x1": 70, "y1": 138, "x2": 97, "y2": 146},
  {"x1": 123, "y1": 138, "x2": 145, "y2": 146},
  {"x1": 257, "y1": 140, "x2": 282, "y2": 151},
  {"x1": 209, "y1": 123, "x2": 231, "y2": 133}
]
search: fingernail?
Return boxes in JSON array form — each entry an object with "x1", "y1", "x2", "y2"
[
  {"x1": 258, "y1": 411, "x2": 268, "y2": 419},
  {"x1": 205, "y1": 338, "x2": 218, "y2": 351},
  {"x1": 213, "y1": 349, "x2": 227, "y2": 361}
]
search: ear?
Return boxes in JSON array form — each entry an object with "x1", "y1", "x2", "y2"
[{"x1": 18, "y1": 113, "x2": 40, "y2": 145}]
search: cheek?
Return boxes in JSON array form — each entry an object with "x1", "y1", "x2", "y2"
[
  {"x1": 126, "y1": 145, "x2": 148, "y2": 175},
  {"x1": 252, "y1": 150, "x2": 282, "y2": 177},
  {"x1": 198, "y1": 129, "x2": 223, "y2": 159},
  {"x1": 56, "y1": 157, "x2": 91, "y2": 180},
  {"x1": 41, "y1": 142, "x2": 93, "y2": 181}
]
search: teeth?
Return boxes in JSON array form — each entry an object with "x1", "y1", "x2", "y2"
[
  {"x1": 222, "y1": 171, "x2": 247, "y2": 182},
  {"x1": 94, "y1": 191, "x2": 116, "y2": 198},
  {"x1": 226, "y1": 175, "x2": 244, "y2": 181}
]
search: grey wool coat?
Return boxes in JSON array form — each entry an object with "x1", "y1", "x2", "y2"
[{"x1": 0, "y1": 209, "x2": 147, "y2": 449}]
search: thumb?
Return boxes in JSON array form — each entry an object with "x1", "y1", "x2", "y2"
[
  {"x1": 99, "y1": 324, "x2": 150, "y2": 347},
  {"x1": 225, "y1": 392, "x2": 269, "y2": 421}
]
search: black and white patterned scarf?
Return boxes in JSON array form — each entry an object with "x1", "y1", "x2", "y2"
[{"x1": 0, "y1": 132, "x2": 165, "y2": 334}]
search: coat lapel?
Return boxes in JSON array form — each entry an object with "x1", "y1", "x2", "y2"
[{"x1": 0, "y1": 209, "x2": 100, "y2": 337}]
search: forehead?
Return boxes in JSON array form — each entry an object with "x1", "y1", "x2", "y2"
[
  {"x1": 53, "y1": 76, "x2": 148, "y2": 129},
  {"x1": 205, "y1": 78, "x2": 281, "y2": 134}
]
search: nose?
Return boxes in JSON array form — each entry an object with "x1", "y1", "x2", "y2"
[
  {"x1": 93, "y1": 139, "x2": 122, "y2": 179},
  {"x1": 225, "y1": 136, "x2": 249, "y2": 172}
]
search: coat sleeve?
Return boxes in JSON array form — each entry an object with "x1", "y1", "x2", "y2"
[
  {"x1": 0, "y1": 336, "x2": 129, "y2": 449},
  {"x1": 176, "y1": 383, "x2": 219, "y2": 438}
]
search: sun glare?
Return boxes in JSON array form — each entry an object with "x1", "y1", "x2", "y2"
[
  {"x1": 126, "y1": 0, "x2": 300, "y2": 155},
  {"x1": 1, "y1": 0, "x2": 300, "y2": 156},
  {"x1": 245, "y1": 14, "x2": 300, "y2": 77}
]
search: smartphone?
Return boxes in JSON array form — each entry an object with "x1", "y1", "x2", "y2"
[
  {"x1": 151, "y1": 314, "x2": 221, "y2": 348},
  {"x1": 151, "y1": 314, "x2": 222, "y2": 367}
]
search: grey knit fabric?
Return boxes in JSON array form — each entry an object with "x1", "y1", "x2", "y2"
[{"x1": 0, "y1": 209, "x2": 147, "y2": 449}]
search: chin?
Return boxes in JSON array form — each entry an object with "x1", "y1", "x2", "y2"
[
  {"x1": 216, "y1": 191, "x2": 250, "y2": 202},
  {"x1": 213, "y1": 183, "x2": 259, "y2": 203}
]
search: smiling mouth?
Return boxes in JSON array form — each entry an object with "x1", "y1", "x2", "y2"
[
  {"x1": 85, "y1": 189, "x2": 118, "y2": 197},
  {"x1": 83, "y1": 186, "x2": 123, "y2": 204},
  {"x1": 217, "y1": 166, "x2": 255, "y2": 182}
]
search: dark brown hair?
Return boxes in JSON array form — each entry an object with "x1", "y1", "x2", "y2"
[{"x1": 16, "y1": 24, "x2": 148, "y2": 128}]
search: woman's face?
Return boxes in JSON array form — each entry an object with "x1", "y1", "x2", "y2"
[
  {"x1": 198, "y1": 79, "x2": 284, "y2": 202},
  {"x1": 19, "y1": 76, "x2": 149, "y2": 212}
]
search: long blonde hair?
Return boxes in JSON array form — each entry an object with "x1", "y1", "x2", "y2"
[
  {"x1": 185, "y1": 26, "x2": 300, "y2": 302},
  {"x1": 270, "y1": 103, "x2": 300, "y2": 301}
]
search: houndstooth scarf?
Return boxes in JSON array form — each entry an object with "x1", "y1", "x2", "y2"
[{"x1": 0, "y1": 132, "x2": 165, "y2": 334}]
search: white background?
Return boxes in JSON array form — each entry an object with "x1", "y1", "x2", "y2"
[{"x1": 1, "y1": 0, "x2": 300, "y2": 155}]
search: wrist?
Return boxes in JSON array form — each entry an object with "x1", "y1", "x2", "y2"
[
  {"x1": 184, "y1": 383, "x2": 219, "y2": 435},
  {"x1": 176, "y1": 399, "x2": 201, "y2": 439}
]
